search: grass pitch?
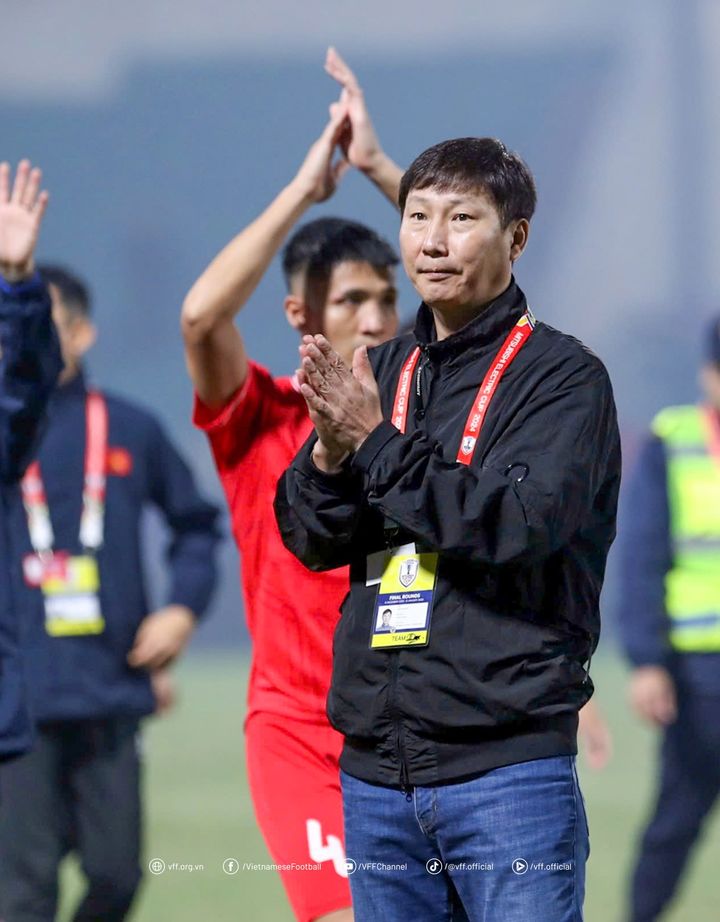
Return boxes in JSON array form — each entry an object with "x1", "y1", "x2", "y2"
[{"x1": 58, "y1": 652, "x2": 720, "y2": 921}]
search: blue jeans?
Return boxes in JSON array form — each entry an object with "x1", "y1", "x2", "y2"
[{"x1": 341, "y1": 756, "x2": 588, "y2": 922}]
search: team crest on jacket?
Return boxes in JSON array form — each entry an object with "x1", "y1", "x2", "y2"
[
  {"x1": 399, "y1": 558, "x2": 419, "y2": 588},
  {"x1": 461, "y1": 436, "x2": 476, "y2": 456}
]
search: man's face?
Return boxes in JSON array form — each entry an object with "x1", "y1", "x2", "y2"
[
  {"x1": 399, "y1": 186, "x2": 525, "y2": 312},
  {"x1": 382, "y1": 612, "x2": 391, "y2": 625},
  {"x1": 700, "y1": 363, "x2": 720, "y2": 410},
  {"x1": 315, "y1": 261, "x2": 399, "y2": 366},
  {"x1": 49, "y1": 286, "x2": 96, "y2": 383}
]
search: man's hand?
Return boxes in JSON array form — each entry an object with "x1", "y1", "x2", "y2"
[
  {"x1": 298, "y1": 334, "x2": 383, "y2": 468},
  {"x1": 0, "y1": 160, "x2": 49, "y2": 282},
  {"x1": 628, "y1": 665, "x2": 677, "y2": 726},
  {"x1": 151, "y1": 667, "x2": 177, "y2": 716},
  {"x1": 127, "y1": 605, "x2": 196, "y2": 671},
  {"x1": 325, "y1": 47, "x2": 383, "y2": 174},
  {"x1": 324, "y1": 47, "x2": 404, "y2": 206},
  {"x1": 577, "y1": 699, "x2": 613, "y2": 771},
  {"x1": 292, "y1": 102, "x2": 351, "y2": 205}
]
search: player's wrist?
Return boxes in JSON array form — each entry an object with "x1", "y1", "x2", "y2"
[
  {"x1": 286, "y1": 175, "x2": 323, "y2": 210},
  {"x1": 0, "y1": 257, "x2": 35, "y2": 284},
  {"x1": 358, "y1": 147, "x2": 388, "y2": 179}
]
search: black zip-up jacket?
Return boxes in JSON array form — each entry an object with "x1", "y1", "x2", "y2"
[{"x1": 275, "y1": 280, "x2": 621, "y2": 788}]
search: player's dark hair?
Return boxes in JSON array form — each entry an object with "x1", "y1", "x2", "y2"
[
  {"x1": 38, "y1": 264, "x2": 92, "y2": 317},
  {"x1": 398, "y1": 138, "x2": 536, "y2": 227},
  {"x1": 282, "y1": 217, "x2": 398, "y2": 288}
]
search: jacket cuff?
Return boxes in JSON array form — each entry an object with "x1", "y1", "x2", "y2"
[
  {"x1": 296, "y1": 438, "x2": 356, "y2": 490},
  {"x1": 352, "y1": 421, "x2": 400, "y2": 475}
]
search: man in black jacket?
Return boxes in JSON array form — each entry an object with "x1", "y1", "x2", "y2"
[{"x1": 276, "y1": 138, "x2": 621, "y2": 921}]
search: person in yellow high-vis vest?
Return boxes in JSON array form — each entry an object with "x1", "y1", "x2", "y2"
[{"x1": 619, "y1": 320, "x2": 720, "y2": 922}]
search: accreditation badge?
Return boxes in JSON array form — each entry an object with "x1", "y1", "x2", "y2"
[
  {"x1": 27, "y1": 552, "x2": 105, "y2": 637},
  {"x1": 369, "y1": 550, "x2": 438, "y2": 649}
]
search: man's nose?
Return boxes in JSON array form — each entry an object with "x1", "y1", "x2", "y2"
[
  {"x1": 421, "y1": 219, "x2": 449, "y2": 257},
  {"x1": 358, "y1": 301, "x2": 390, "y2": 334}
]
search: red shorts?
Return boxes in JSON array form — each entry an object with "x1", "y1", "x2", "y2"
[{"x1": 245, "y1": 712, "x2": 351, "y2": 922}]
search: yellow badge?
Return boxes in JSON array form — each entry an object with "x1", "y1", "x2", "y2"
[
  {"x1": 370, "y1": 551, "x2": 438, "y2": 649},
  {"x1": 38, "y1": 552, "x2": 105, "y2": 636}
]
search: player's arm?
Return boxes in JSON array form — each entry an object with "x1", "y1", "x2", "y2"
[
  {"x1": 0, "y1": 160, "x2": 62, "y2": 483},
  {"x1": 127, "y1": 417, "x2": 221, "y2": 672},
  {"x1": 181, "y1": 105, "x2": 350, "y2": 409},
  {"x1": 325, "y1": 47, "x2": 404, "y2": 209}
]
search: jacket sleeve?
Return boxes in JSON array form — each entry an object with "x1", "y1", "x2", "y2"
[
  {"x1": 274, "y1": 435, "x2": 367, "y2": 571},
  {"x1": 616, "y1": 435, "x2": 673, "y2": 667},
  {"x1": 277, "y1": 357, "x2": 620, "y2": 569},
  {"x1": 0, "y1": 274, "x2": 62, "y2": 483},
  {"x1": 146, "y1": 418, "x2": 222, "y2": 618}
]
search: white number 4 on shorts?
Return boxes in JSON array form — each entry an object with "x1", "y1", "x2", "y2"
[{"x1": 306, "y1": 819, "x2": 348, "y2": 878}]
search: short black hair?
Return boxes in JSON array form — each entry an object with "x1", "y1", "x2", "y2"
[
  {"x1": 382, "y1": 608, "x2": 393, "y2": 616},
  {"x1": 398, "y1": 138, "x2": 537, "y2": 227},
  {"x1": 38, "y1": 264, "x2": 92, "y2": 317},
  {"x1": 282, "y1": 217, "x2": 398, "y2": 289}
]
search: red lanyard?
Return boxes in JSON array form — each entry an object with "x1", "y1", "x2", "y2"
[
  {"x1": 702, "y1": 404, "x2": 720, "y2": 467},
  {"x1": 21, "y1": 391, "x2": 109, "y2": 554},
  {"x1": 390, "y1": 311, "x2": 535, "y2": 466}
]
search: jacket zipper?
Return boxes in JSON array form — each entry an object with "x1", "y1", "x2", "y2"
[{"x1": 389, "y1": 652, "x2": 413, "y2": 800}]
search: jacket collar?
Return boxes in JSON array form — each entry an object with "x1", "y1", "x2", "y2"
[
  {"x1": 413, "y1": 278, "x2": 527, "y2": 362},
  {"x1": 51, "y1": 368, "x2": 88, "y2": 403}
]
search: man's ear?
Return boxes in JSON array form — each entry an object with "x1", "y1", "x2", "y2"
[
  {"x1": 73, "y1": 320, "x2": 97, "y2": 358},
  {"x1": 509, "y1": 218, "x2": 530, "y2": 263},
  {"x1": 284, "y1": 294, "x2": 309, "y2": 332},
  {"x1": 285, "y1": 295, "x2": 323, "y2": 335}
]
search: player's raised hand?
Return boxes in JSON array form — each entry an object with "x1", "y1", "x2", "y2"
[
  {"x1": 325, "y1": 47, "x2": 383, "y2": 174},
  {"x1": 324, "y1": 48, "x2": 404, "y2": 207},
  {"x1": 293, "y1": 102, "x2": 351, "y2": 205},
  {"x1": 0, "y1": 160, "x2": 49, "y2": 282}
]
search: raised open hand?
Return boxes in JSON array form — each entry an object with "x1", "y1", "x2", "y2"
[{"x1": 0, "y1": 160, "x2": 49, "y2": 282}]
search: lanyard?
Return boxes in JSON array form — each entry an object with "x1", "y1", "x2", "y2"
[
  {"x1": 390, "y1": 311, "x2": 535, "y2": 466},
  {"x1": 21, "y1": 391, "x2": 109, "y2": 554},
  {"x1": 702, "y1": 404, "x2": 720, "y2": 467}
]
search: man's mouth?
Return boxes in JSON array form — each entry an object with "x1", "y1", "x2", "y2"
[{"x1": 418, "y1": 268, "x2": 459, "y2": 280}]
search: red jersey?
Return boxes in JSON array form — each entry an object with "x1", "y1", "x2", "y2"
[{"x1": 194, "y1": 362, "x2": 349, "y2": 721}]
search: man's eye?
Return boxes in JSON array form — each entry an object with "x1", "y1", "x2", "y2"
[
  {"x1": 409, "y1": 212, "x2": 426, "y2": 220},
  {"x1": 454, "y1": 213, "x2": 472, "y2": 222}
]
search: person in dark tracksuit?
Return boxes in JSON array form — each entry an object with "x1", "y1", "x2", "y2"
[
  {"x1": 618, "y1": 321, "x2": 720, "y2": 922},
  {"x1": 276, "y1": 138, "x2": 621, "y2": 922},
  {"x1": 0, "y1": 266, "x2": 221, "y2": 922},
  {"x1": 0, "y1": 159, "x2": 63, "y2": 764}
]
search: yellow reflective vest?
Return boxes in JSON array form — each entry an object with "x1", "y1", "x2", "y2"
[{"x1": 652, "y1": 404, "x2": 720, "y2": 651}]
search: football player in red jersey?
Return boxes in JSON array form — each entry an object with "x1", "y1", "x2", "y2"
[{"x1": 181, "y1": 50, "x2": 402, "y2": 922}]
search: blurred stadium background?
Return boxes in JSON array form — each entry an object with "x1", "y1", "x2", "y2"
[{"x1": 3, "y1": 0, "x2": 719, "y2": 918}]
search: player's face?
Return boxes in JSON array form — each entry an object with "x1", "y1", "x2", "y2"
[
  {"x1": 400, "y1": 186, "x2": 526, "y2": 314},
  {"x1": 319, "y1": 262, "x2": 399, "y2": 366}
]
